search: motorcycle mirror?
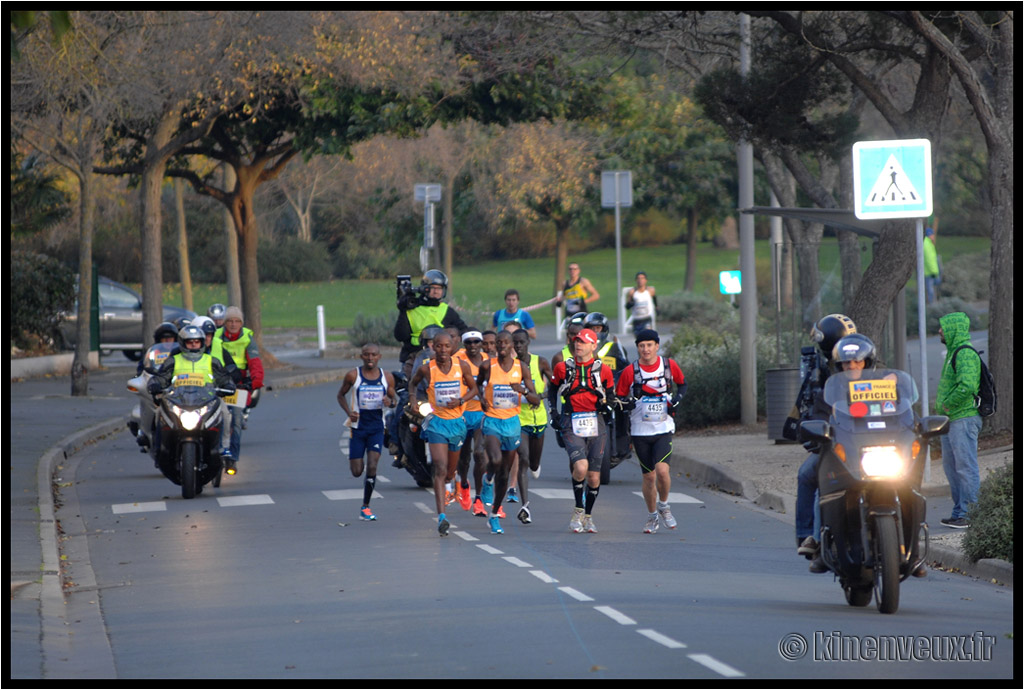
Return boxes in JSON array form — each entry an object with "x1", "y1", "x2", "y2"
[
  {"x1": 799, "y1": 420, "x2": 832, "y2": 444},
  {"x1": 918, "y1": 415, "x2": 950, "y2": 438}
]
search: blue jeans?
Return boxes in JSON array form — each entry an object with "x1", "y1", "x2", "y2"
[
  {"x1": 941, "y1": 415, "x2": 982, "y2": 519},
  {"x1": 221, "y1": 406, "x2": 244, "y2": 458},
  {"x1": 796, "y1": 453, "x2": 822, "y2": 542}
]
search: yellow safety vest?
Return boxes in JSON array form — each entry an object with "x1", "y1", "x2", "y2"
[
  {"x1": 215, "y1": 327, "x2": 254, "y2": 371},
  {"x1": 171, "y1": 353, "x2": 215, "y2": 387},
  {"x1": 408, "y1": 303, "x2": 449, "y2": 347}
]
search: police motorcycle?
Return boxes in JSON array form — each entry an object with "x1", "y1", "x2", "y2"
[
  {"x1": 799, "y1": 337, "x2": 948, "y2": 614},
  {"x1": 148, "y1": 326, "x2": 237, "y2": 499}
]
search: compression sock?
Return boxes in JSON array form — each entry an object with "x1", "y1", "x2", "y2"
[
  {"x1": 585, "y1": 484, "x2": 600, "y2": 515},
  {"x1": 363, "y1": 476, "x2": 376, "y2": 506},
  {"x1": 573, "y1": 479, "x2": 586, "y2": 510}
]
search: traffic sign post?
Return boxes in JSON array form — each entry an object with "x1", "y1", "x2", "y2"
[
  {"x1": 853, "y1": 139, "x2": 934, "y2": 480},
  {"x1": 414, "y1": 184, "x2": 441, "y2": 273},
  {"x1": 601, "y1": 171, "x2": 632, "y2": 335}
]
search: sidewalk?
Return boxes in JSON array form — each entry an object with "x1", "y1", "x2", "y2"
[{"x1": 9, "y1": 340, "x2": 1013, "y2": 677}]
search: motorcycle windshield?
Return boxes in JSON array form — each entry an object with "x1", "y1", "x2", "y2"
[
  {"x1": 164, "y1": 384, "x2": 219, "y2": 408},
  {"x1": 143, "y1": 342, "x2": 177, "y2": 373},
  {"x1": 824, "y1": 368, "x2": 918, "y2": 423}
]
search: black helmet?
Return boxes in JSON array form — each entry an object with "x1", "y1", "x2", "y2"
[
  {"x1": 207, "y1": 303, "x2": 227, "y2": 322},
  {"x1": 420, "y1": 324, "x2": 445, "y2": 345},
  {"x1": 811, "y1": 314, "x2": 857, "y2": 358},
  {"x1": 178, "y1": 325, "x2": 206, "y2": 361},
  {"x1": 583, "y1": 312, "x2": 609, "y2": 334},
  {"x1": 831, "y1": 333, "x2": 876, "y2": 371},
  {"x1": 153, "y1": 321, "x2": 179, "y2": 343},
  {"x1": 173, "y1": 315, "x2": 192, "y2": 330},
  {"x1": 421, "y1": 269, "x2": 448, "y2": 298}
]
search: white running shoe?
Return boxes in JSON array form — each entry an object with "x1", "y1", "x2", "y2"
[
  {"x1": 658, "y1": 505, "x2": 677, "y2": 530},
  {"x1": 569, "y1": 507, "x2": 585, "y2": 533},
  {"x1": 582, "y1": 515, "x2": 597, "y2": 533},
  {"x1": 644, "y1": 514, "x2": 659, "y2": 534}
]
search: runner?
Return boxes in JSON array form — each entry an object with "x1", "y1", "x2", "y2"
[
  {"x1": 478, "y1": 331, "x2": 539, "y2": 534},
  {"x1": 512, "y1": 328, "x2": 553, "y2": 524},
  {"x1": 336, "y1": 343, "x2": 397, "y2": 522},
  {"x1": 454, "y1": 330, "x2": 488, "y2": 514},
  {"x1": 493, "y1": 289, "x2": 537, "y2": 339},
  {"x1": 614, "y1": 329, "x2": 687, "y2": 533},
  {"x1": 555, "y1": 262, "x2": 600, "y2": 317},
  {"x1": 548, "y1": 328, "x2": 615, "y2": 533},
  {"x1": 408, "y1": 332, "x2": 478, "y2": 536}
]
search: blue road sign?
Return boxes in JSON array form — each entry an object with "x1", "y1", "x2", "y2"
[
  {"x1": 853, "y1": 139, "x2": 932, "y2": 220},
  {"x1": 719, "y1": 270, "x2": 742, "y2": 295}
]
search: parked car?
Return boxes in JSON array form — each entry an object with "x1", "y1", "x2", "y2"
[{"x1": 59, "y1": 276, "x2": 196, "y2": 361}]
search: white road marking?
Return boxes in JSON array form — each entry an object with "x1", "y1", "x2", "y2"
[
  {"x1": 112, "y1": 502, "x2": 166, "y2": 514},
  {"x1": 375, "y1": 475, "x2": 391, "y2": 483},
  {"x1": 594, "y1": 606, "x2": 636, "y2": 626},
  {"x1": 688, "y1": 653, "x2": 745, "y2": 677},
  {"x1": 557, "y1": 586, "x2": 594, "y2": 602},
  {"x1": 453, "y1": 531, "x2": 478, "y2": 542},
  {"x1": 217, "y1": 494, "x2": 274, "y2": 507},
  {"x1": 529, "y1": 570, "x2": 559, "y2": 584},
  {"x1": 414, "y1": 502, "x2": 433, "y2": 514},
  {"x1": 637, "y1": 629, "x2": 687, "y2": 649},
  {"x1": 502, "y1": 556, "x2": 532, "y2": 568},
  {"x1": 530, "y1": 489, "x2": 575, "y2": 500},
  {"x1": 322, "y1": 489, "x2": 383, "y2": 501},
  {"x1": 476, "y1": 544, "x2": 504, "y2": 555},
  {"x1": 631, "y1": 491, "x2": 703, "y2": 504}
]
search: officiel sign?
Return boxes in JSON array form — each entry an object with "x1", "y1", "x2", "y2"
[{"x1": 852, "y1": 139, "x2": 932, "y2": 220}]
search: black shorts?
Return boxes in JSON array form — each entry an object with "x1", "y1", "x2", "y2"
[
  {"x1": 562, "y1": 413, "x2": 607, "y2": 473},
  {"x1": 633, "y1": 433, "x2": 673, "y2": 473}
]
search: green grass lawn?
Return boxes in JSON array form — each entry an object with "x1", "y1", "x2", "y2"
[{"x1": 161, "y1": 236, "x2": 990, "y2": 331}]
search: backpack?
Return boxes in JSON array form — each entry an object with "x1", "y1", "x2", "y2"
[
  {"x1": 630, "y1": 357, "x2": 677, "y2": 400},
  {"x1": 952, "y1": 345, "x2": 997, "y2": 418},
  {"x1": 559, "y1": 357, "x2": 607, "y2": 412}
]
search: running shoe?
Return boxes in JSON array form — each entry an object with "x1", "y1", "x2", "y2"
[
  {"x1": 582, "y1": 515, "x2": 597, "y2": 533},
  {"x1": 457, "y1": 484, "x2": 472, "y2": 511},
  {"x1": 481, "y1": 478, "x2": 494, "y2": 506},
  {"x1": 506, "y1": 487, "x2": 519, "y2": 503},
  {"x1": 438, "y1": 514, "x2": 450, "y2": 537},
  {"x1": 531, "y1": 465, "x2": 541, "y2": 479},
  {"x1": 569, "y1": 507, "x2": 585, "y2": 533},
  {"x1": 489, "y1": 516, "x2": 504, "y2": 534},
  {"x1": 517, "y1": 504, "x2": 532, "y2": 524},
  {"x1": 644, "y1": 514, "x2": 659, "y2": 534},
  {"x1": 495, "y1": 505, "x2": 506, "y2": 519},
  {"x1": 445, "y1": 489, "x2": 456, "y2": 506},
  {"x1": 472, "y1": 498, "x2": 488, "y2": 516},
  {"x1": 658, "y1": 505, "x2": 677, "y2": 530},
  {"x1": 359, "y1": 506, "x2": 376, "y2": 521}
]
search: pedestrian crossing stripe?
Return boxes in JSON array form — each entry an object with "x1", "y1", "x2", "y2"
[
  {"x1": 322, "y1": 489, "x2": 384, "y2": 501},
  {"x1": 112, "y1": 501, "x2": 167, "y2": 514},
  {"x1": 531, "y1": 488, "x2": 702, "y2": 504}
]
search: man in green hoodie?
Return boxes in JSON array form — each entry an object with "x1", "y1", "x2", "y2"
[{"x1": 935, "y1": 312, "x2": 983, "y2": 529}]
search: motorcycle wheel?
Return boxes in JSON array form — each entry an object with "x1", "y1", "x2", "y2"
[
  {"x1": 844, "y1": 584, "x2": 873, "y2": 607},
  {"x1": 873, "y1": 517, "x2": 901, "y2": 614},
  {"x1": 181, "y1": 443, "x2": 198, "y2": 499}
]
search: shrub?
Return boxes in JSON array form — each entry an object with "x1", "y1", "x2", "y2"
[
  {"x1": 349, "y1": 310, "x2": 399, "y2": 348},
  {"x1": 938, "y1": 252, "x2": 990, "y2": 303},
  {"x1": 906, "y1": 295, "x2": 985, "y2": 336},
  {"x1": 258, "y1": 236, "x2": 332, "y2": 283},
  {"x1": 10, "y1": 251, "x2": 75, "y2": 349},
  {"x1": 962, "y1": 463, "x2": 1014, "y2": 564},
  {"x1": 656, "y1": 290, "x2": 735, "y2": 325}
]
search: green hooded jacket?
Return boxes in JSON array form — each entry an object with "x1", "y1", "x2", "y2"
[{"x1": 936, "y1": 312, "x2": 981, "y2": 420}]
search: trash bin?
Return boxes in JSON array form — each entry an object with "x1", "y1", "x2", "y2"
[{"x1": 765, "y1": 367, "x2": 801, "y2": 444}]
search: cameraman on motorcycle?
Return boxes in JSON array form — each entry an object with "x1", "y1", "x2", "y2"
[
  {"x1": 791, "y1": 314, "x2": 857, "y2": 573},
  {"x1": 393, "y1": 270, "x2": 468, "y2": 366}
]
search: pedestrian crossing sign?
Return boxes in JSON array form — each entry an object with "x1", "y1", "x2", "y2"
[{"x1": 853, "y1": 139, "x2": 932, "y2": 220}]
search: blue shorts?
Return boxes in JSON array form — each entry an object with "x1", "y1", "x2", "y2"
[
  {"x1": 349, "y1": 425, "x2": 384, "y2": 460},
  {"x1": 463, "y1": 410, "x2": 484, "y2": 433},
  {"x1": 421, "y1": 415, "x2": 466, "y2": 451},
  {"x1": 483, "y1": 415, "x2": 522, "y2": 452}
]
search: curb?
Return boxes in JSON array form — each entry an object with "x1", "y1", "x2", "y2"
[{"x1": 669, "y1": 448, "x2": 1013, "y2": 589}]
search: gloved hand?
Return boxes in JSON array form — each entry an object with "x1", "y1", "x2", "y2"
[{"x1": 147, "y1": 379, "x2": 164, "y2": 396}]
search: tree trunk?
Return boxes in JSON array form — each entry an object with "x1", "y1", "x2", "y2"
[
  {"x1": 685, "y1": 207, "x2": 698, "y2": 291},
  {"x1": 175, "y1": 178, "x2": 193, "y2": 312},
  {"x1": 985, "y1": 139, "x2": 1013, "y2": 432},
  {"x1": 71, "y1": 170, "x2": 95, "y2": 397},
  {"x1": 442, "y1": 175, "x2": 455, "y2": 290},
  {"x1": 846, "y1": 220, "x2": 917, "y2": 342},
  {"x1": 553, "y1": 219, "x2": 570, "y2": 317},
  {"x1": 139, "y1": 159, "x2": 166, "y2": 347},
  {"x1": 223, "y1": 164, "x2": 243, "y2": 309}
]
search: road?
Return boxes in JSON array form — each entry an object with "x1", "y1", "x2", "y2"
[{"x1": 57, "y1": 379, "x2": 1014, "y2": 680}]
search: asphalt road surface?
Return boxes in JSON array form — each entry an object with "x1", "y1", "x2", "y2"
[{"x1": 58, "y1": 380, "x2": 1014, "y2": 680}]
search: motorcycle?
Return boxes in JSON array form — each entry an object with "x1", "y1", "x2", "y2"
[
  {"x1": 800, "y1": 367, "x2": 949, "y2": 614},
  {"x1": 383, "y1": 371, "x2": 433, "y2": 488},
  {"x1": 153, "y1": 380, "x2": 234, "y2": 499},
  {"x1": 126, "y1": 343, "x2": 178, "y2": 457}
]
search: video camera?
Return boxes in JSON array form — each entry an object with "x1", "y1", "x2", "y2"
[{"x1": 396, "y1": 275, "x2": 429, "y2": 308}]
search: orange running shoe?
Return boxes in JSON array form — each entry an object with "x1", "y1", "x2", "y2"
[
  {"x1": 472, "y1": 497, "x2": 487, "y2": 516},
  {"x1": 457, "y1": 484, "x2": 472, "y2": 511}
]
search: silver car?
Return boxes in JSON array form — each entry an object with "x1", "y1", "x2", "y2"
[{"x1": 60, "y1": 276, "x2": 196, "y2": 361}]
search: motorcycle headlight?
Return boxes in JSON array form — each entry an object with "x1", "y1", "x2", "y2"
[
  {"x1": 417, "y1": 401, "x2": 434, "y2": 417},
  {"x1": 176, "y1": 407, "x2": 203, "y2": 431},
  {"x1": 861, "y1": 445, "x2": 904, "y2": 479}
]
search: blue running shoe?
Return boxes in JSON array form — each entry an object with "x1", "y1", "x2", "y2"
[
  {"x1": 506, "y1": 487, "x2": 519, "y2": 503},
  {"x1": 438, "y1": 513, "x2": 450, "y2": 537},
  {"x1": 481, "y1": 477, "x2": 494, "y2": 506},
  {"x1": 489, "y1": 516, "x2": 504, "y2": 534},
  {"x1": 359, "y1": 506, "x2": 376, "y2": 521}
]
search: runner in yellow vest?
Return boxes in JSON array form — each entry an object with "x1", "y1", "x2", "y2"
[{"x1": 512, "y1": 328, "x2": 552, "y2": 525}]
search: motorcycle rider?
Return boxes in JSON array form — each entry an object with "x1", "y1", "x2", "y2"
[
  {"x1": 792, "y1": 314, "x2": 857, "y2": 572},
  {"x1": 136, "y1": 321, "x2": 181, "y2": 375},
  {"x1": 337, "y1": 343, "x2": 397, "y2": 522},
  {"x1": 548, "y1": 328, "x2": 615, "y2": 533},
  {"x1": 147, "y1": 325, "x2": 236, "y2": 397},
  {"x1": 214, "y1": 306, "x2": 263, "y2": 475},
  {"x1": 394, "y1": 269, "x2": 468, "y2": 366},
  {"x1": 208, "y1": 303, "x2": 227, "y2": 330}
]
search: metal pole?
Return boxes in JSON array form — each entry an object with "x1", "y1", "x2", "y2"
[
  {"x1": 915, "y1": 218, "x2": 931, "y2": 482},
  {"x1": 738, "y1": 14, "x2": 757, "y2": 425},
  {"x1": 615, "y1": 172, "x2": 624, "y2": 335},
  {"x1": 316, "y1": 304, "x2": 327, "y2": 358}
]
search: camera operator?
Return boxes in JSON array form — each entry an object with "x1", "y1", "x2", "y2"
[{"x1": 394, "y1": 269, "x2": 468, "y2": 365}]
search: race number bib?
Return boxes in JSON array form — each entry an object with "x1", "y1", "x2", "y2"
[
  {"x1": 640, "y1": 395, "x2": 668, "y2": 423},
  {"x1": 357, "y1": 386, "x2": 384, "y2": 410},
  {"x1": 433, "y1": 380, "x2": 461, "y2": 406},
  {"x1": 491, "y1": 384, "x2": 518, "y2": 410},
  {"x1": 172, "y1": 373, "x2": 207, "y2": 388},
  {"x1": 571, "y1": 411, "x2": 599, "y2": 438}
]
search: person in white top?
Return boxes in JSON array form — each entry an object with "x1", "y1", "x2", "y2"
[
  {"x1": 614, "y1": 329, "x2": 687, "y2": 533},
  {"x1": 626, "y1": 271, "x2": 656, "y2": 335}
]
